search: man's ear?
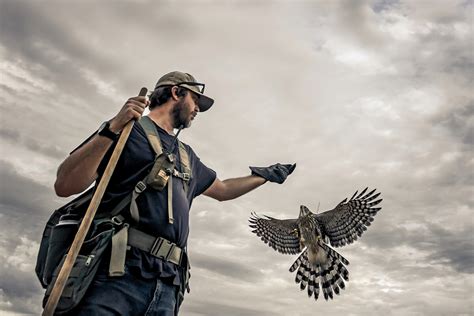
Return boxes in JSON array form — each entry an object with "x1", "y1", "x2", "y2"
[{"x1": 171, "y1": 86, "x2": 180, "y2": 101}]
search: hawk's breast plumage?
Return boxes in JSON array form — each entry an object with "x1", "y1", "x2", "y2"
[{"x1": 249, "y1": 188, "x2": 382, "y2": 301}]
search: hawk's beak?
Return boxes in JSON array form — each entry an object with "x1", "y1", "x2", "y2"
[{"x1": 299, "y1": 205, "x2": 310, "y2": 217}]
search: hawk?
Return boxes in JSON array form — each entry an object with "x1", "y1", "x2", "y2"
[{"x1": 249, "y1": 188, "x2": 382, "y2": 301}]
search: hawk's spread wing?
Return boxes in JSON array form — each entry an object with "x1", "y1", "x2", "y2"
[
  {"x1": 249, "y1": 213, "x2": 300, "y2": 255},
  {"x1": 314, "y1": 188, "x2": 382, "y2": 247}
]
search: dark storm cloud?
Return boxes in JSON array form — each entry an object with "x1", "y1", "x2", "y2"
[
  {"x1": 0, "y1": 262, "x2": 44, "y2": 314},
  {"x1": 365, "y1": 221, "x2": 474, "y2": 274},
  {"x1": 433, "y1": 101, "x2": 474, "y2": 146},
  {"x1": 183, "y1": 300, "x2": 277, "y2": 316},
  {"x1": 191, "y1": 251, "x2": 262, "y2": 282},
  {"x1": 0, "y1": 160, "x2": 66, "y2": 314},
  {"x1": 0, "y1": 1, "x2": 114, "y2": 73},
  {"x1": 0, "y1": 160, "x2": 61, "y2": 247},
  {"x1": 0, "y1": 127, "x2": 64, "y2": 159},
  {"x1": 415, "y1": 31, "x2": 473, "y2": 81},
  {"x1": 0, "y1": 160, "x2": 57, "y2": 218},
  {"x1": 0, "y1": 0, "x2": 127, "y2": 114},
  {"x1": 371, "y1": 0, "x2": 400, "y2": 13},
  {"x1": 436, "y1": 154, "x2": 473, "y2": 188},
  {"x1": 426, "y1": 224, "x2": 474, "y2": 274}
]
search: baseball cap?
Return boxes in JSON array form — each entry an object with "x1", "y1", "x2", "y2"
[{"x1": 154, "y1": 71, "x2": 214, "y2": 112}]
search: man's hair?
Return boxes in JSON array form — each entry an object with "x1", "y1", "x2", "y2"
[{"x1": 149, "y1": 86, "x2": 188, "y2": 110}]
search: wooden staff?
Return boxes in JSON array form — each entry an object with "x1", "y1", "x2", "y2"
[{"x1": 42, "y1": 87, "x2": 148, "y2": 316}]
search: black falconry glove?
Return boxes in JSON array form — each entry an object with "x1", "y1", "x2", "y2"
[{"x1": 249, "y1": 163, "x2": 296, "y2": 184}]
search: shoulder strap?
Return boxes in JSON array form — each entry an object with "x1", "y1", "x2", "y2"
[
  {"x1": 178, "y1": 142, "x2": 192, "y2": 186},
  {"x1": 138, "y1": 116, "x2": 163, "y2": 156},
  {"x1": 131, "y1": 116, "x2": 193, "y2": 222},
  {"x1": 178, "y1": 142, "x2": 191, "y2": 176},
  {"x1": 139, "y1": 116, "x2": 192, "y2": 182}
]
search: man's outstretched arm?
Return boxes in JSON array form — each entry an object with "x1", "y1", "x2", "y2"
[{"x1": 203, "y1": 163, "x2": 295, "y2": 201}]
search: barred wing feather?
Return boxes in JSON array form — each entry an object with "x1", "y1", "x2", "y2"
[
  {"x1": 249, "y1": 212, "x2": 300, "y2": 255},
  {"x1": 315, "y1": 188, "x2": 382, "y2": 247}
]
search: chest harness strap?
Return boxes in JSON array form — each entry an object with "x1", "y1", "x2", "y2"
[
  {"x1": 108, "y1": 116, "x2": 192, "y2": 277},
  {"x1": 129, "y1": 116, "x2": 192, "y2": 225}
]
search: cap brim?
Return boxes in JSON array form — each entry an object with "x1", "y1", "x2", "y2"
[
  {"x1": 194, "y1": 92, "x2": 214, "y2": 112},
  {"x1": 180, "y1": 84, "x2": 214, "y2": 112},
  {"x1": 156, "y1": 83, "x2": 214, "y2": 112}
]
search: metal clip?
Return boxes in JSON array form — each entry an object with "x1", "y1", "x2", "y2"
[
  {"x1": 111, "y1": 216, "x2": 124, "y2": 226},
  {"x1": 85, "y1": 255, "x2": 95, "y2": 266},
  {"x1": 135, "y1": 181, "x2": 147, "y2": 193},
  {"x1": 182, "y1": 173, "x2": 191, "y2": 181}
]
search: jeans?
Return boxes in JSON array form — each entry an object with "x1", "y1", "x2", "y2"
[{"x1": 69, "y1": 265, "x2": 180, "y2": 316}]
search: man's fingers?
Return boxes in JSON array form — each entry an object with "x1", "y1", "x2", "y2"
[
  {"x1": 126, "y1": 98, "x2": 148, "y2": 109},
  {"x1": 130, "y1": 108, "x2": 144, "y2": 120},
  {"x1": 129, "y1": 104, "x2": 146, "y2": 114},
  {"x1": 129, "y1": 96, "x2": 149, "y2": 103},
  {"x1": 123, "y1": 104, "x2": 146, "y2": 120}
]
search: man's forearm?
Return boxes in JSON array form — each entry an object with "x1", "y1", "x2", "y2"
[
  {"x1": 54, "y1": 95, "x2": 149, "y2": 197},
  {"x1": 213, "y1": 175, "x2": 266, "y2": 201},
  {"x1": 54, "y1": 135, "x2": 114, "y2": 197}
]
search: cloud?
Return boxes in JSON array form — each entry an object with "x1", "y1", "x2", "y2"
[
  {"x1": 0, "y1": 160, "x2": 58, "y2": 220},
  {"x1": 0, "y1": 128, "x2": 64, "y2": 159},
  {"x1": 365, "y1": 221, "x2": 474, "y2": 274},
  {"x1": 190, "y1": 251, "x2": 262, "y2": 283},
  {"x1": 0, "y1": 236, "x2": 44, "y2": 314},
  {"x1": 432, "y1": 101, "x2": 474, "y2": 146},
  {"x1": 182, "y1": 300, "x2": 277, "y2": 316},
  {"x1": 0, "y1": 0, "x2": 472, "y2": 315}
]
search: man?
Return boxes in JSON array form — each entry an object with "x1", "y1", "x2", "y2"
[{"x1": 54, "y1": 71, "x2": 295, "y2": 315}]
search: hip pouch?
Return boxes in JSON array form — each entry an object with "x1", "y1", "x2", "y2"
[{"x1": 42, "y1": 220, "x2": 114, "y2": 314}]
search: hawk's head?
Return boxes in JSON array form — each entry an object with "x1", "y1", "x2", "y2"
[{"x1": 299, "y1": 205, "x2": 312, "y2": 218}]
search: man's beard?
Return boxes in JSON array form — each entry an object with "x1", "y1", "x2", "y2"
[{"x1": 172, "y1": 99, "x2": 192, "y2": 129}]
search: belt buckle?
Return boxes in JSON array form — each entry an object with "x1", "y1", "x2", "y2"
[
  {"x1": 165, "y1": 243, "x2": 176, "y2": 261},
  {"x1": 150, "y1": 238, "x2": 164, "y2": 257}
]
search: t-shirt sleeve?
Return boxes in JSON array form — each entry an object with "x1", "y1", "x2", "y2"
[
  {"x1": 69, "y1": 131, "x2": 97, "y2": 155},
  {"x1": 189, "y1": 148, "x2": 217, "y2": 197},
  {"x1": 69, "y1": 130, "x2": 117, "y2": 177}
]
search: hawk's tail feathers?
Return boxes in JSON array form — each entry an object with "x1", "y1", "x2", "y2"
[{"x1": 290, "y1": 246, "x2": 349, "y2": 301}]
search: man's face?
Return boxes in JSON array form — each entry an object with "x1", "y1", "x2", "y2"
[{"x1": 172, "y1": 91, "x2": 200, "y2": 129}]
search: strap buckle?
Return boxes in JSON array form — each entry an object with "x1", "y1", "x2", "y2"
[
  {"x1": 111, "y1": 216, "x2": 124, "y2": 226},
  {"x1": 150, "y1": 237, "x2": 164, "y2": 257},
  {"x1": 135, "y1": 181, "x2": 147, "y2": 193},
  {"x1": 165, "y1": 244, "x2": 176, "y2": 261},
  {"x1": 172, "y1": 170, "x2": 191, "y2": 182},
  {"x1": 148, "y1": 237, "x2": 181, "y2": 265}
]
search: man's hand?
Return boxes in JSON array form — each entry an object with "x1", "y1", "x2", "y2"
[
  {"x1": 249, "y1": 163, "x2": 296, "y2": 184},
  {"x1": 108, "y1": 96, "x2": 149, "y2": 133}
]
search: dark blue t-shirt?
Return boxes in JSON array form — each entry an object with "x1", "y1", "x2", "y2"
[{"x1": 76, "y1": 119, "x2": 216, "y2": 284}]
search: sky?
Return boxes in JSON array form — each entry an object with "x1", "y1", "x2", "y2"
[{"x1": 0, "y1": 0, "x2": 473, "y2": 315}]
